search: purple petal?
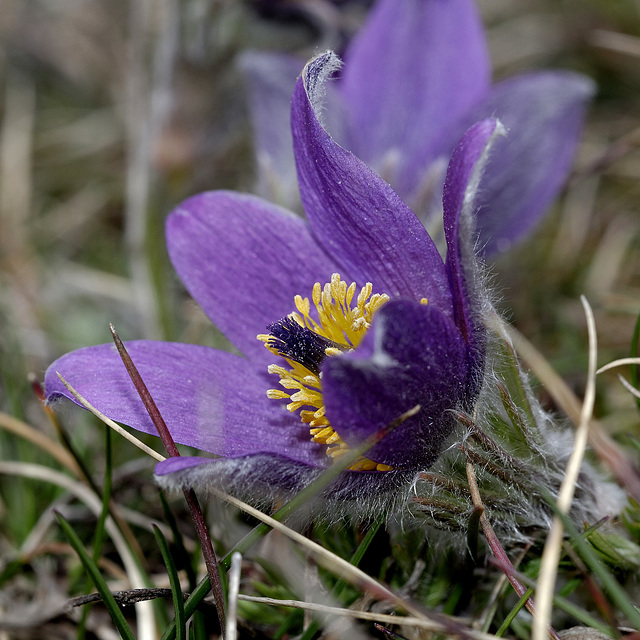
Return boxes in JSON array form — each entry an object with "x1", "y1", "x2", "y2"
[
  {"x1": 292, "y1": 52, "x2": 453, "y2": 314},
  {"x1": 239, "y1": 51, "x2": 303, "y2": 206},
  {"x1": 443, "y1": 118, "x2": 502, "y2": 350},
  {"x1": 321, "y1": 300, "x2": 468, "y2": 468},
  {"x1": 156, "y1": 455, "x2": 223, "y2": 474},
  {"x1": 154, "y1": 454, "x2": 318, "y2": 492},
  {"x1": 45, "y1": 341, "x2": 324, "y2": 465},
  {"x1": 340, "y1": 0, "x2": 490, "y2": 200},
  {"x1": 167, "y1": 191, "x2": 338, "y2": 363},
  {"x1": 470, "y1": 72, "x2": 595, "y2": 254}
]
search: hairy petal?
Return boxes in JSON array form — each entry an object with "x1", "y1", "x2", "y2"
[
  {"x1": 470, "y1": 71, "x2": 595, "y2": 254},
  {"x1": 322, "y1": 300, "x2": 468, "y2": 468},
  {"x1": 45, "y1": 341, "x2": 323, "y2": 465},
  {"x1": 442, "y1": 118, "x2": 503, "y2": 354},
  {"x1": 292, "y1": 52, "x2": 453, "y2": 314},
  {"x1": 341, "y1": 0, "x2": 490, "y2": 200},
  {"x1": 155, "y1": 454, "x2": 319, "y2": 493},
  {"x1": 155, "y1": 453, "x2": 418, "y2": 510},
  {"x1": 167, "y1": 191, "x2": 338, "y2": 363}
]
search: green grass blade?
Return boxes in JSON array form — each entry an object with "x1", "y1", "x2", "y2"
[
  {"x1": 92, "y1": 428, "x2": 112, "y2": 561},
  {"x1": 495, "y1": 587, "x2": 533, "y2": 637},
  {"x1": 192, "y1": 610, "x2": 208, "y2": 640},
  {"x1": 161, "y1": 576, "x2": 210, "y2": 640},
  {"x1": 160, "y1": 491, "x2": 197, "y2": 590},
  {"x1": 153, "y1": 524, "x2": 187, "y2": 640},
  {"x1": 55, "y1": 511, "x2": 136, "y2": 640},
  {"x1": 494, "y1": 331, "x2": 539, "y2": 437}
]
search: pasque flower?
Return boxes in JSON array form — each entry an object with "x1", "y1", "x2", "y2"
[
  {"x1": 243, "y1": 0, "x2": 594, "y2": 254},
  {"x1": 45, "y1": 52, "x2": 503, "y2": 506}
]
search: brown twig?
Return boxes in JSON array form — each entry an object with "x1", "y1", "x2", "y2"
[
  {"x1": 69, "y1": 588, "x2": 180, "y2": 608},
  {"x1": 109, "y1": 323, "x2": 227, "y2": 636}
]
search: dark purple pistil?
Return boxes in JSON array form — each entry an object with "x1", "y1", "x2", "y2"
[{"x1": 266, "y1": 316, "x2": 346, "y2": 375}]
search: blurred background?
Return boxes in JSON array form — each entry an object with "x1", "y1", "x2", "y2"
[{"x1": 1, "y1": 0, "x2": 640, "y2": 637}]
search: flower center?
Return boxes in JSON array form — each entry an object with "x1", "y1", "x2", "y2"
[{"x1": 257, "y1": 273, "x2": 393, "y2": 472}]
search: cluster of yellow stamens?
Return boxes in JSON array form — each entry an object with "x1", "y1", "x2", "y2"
[
  {"x1": 257, "y1": 274, "x2": 393, "y2": 472},
  {"x1": 291, "y1": 274, "x2": 389, "y2": 349}
]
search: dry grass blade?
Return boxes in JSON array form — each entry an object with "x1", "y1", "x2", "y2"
[
  {"x1": 533, "y1": 296, "x2": 597, "y2": 640},
  {"x1": 596, "y1": 357, "x2": 640, "y2": 374},
  {"x1": 589, "y1": 29, "x2": 640, "y2": 57},
  {"x1": 616, "y1": 374, "x2": 640, "y2": 400},
  {"x1": 0, "y1": 411, "x2": 82, "y2": 476},
  {"x1": 237, "y1": 594, "x2": 498, "y2": 638},
  {"x1": 226, "y1": 552, "x2": 242, "y2": 640}
]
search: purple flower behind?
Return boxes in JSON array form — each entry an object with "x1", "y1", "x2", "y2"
[
  {"x1": 242, "y1": 0, "x2": 594, "y2": 255},
  {"x1": 45, "y1": 53, "x2": 503, "y2": 507}
]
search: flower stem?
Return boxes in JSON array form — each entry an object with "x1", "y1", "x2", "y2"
[{"x1": 109, "y1": 323, "x2": 227, "y2": 637}]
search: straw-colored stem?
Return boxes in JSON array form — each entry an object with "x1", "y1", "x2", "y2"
[{"x1": 532, "y1": 296, "x2": 597, "y2": 640}]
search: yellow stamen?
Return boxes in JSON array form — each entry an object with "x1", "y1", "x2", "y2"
[
  {"x1": 266, "y1": 389, "x2": 289, "y2": 400},
  {"x1": 291, "y1": 273, "x2": 390, "y2": 349}
]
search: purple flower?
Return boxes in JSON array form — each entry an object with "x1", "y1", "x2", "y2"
[
  {"x1": 45, "y1": 53, "x2": 503, "y2": 505},
  {"x1": 243, "y1": 0, "x2": 594, "y2": 255}
]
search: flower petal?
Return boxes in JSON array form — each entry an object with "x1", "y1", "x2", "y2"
[
  {"x1": 470, "y1": 71, "x2": 595, "y2": 254},
  {"x1": 154, "y1": 454, "x2": 318, "y2": 493},
  {"x1": 167, "y1": 190, "x2": 338, "y2": 362},
  {"x1": 321, "y1": 300, "x2": 468, "y2": 469},
  {"x1": 292, "y1": 52, "x2": 453, "y2": 314},
  {"x1": 239, "y1": 51, "x2": 303, "y2": 207},
  {"x1": 340, "y1": 0, "x2": 490, "y2": 200},
  {"x1": 443, "y1": 118, "x2": 503, "y2": 354},
  {"x1": 45, "y1": 341, "x2": 324, "y2": 465},
  {"x1": 154, "y1": 454, "x2": 418, "y2": 509}
]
